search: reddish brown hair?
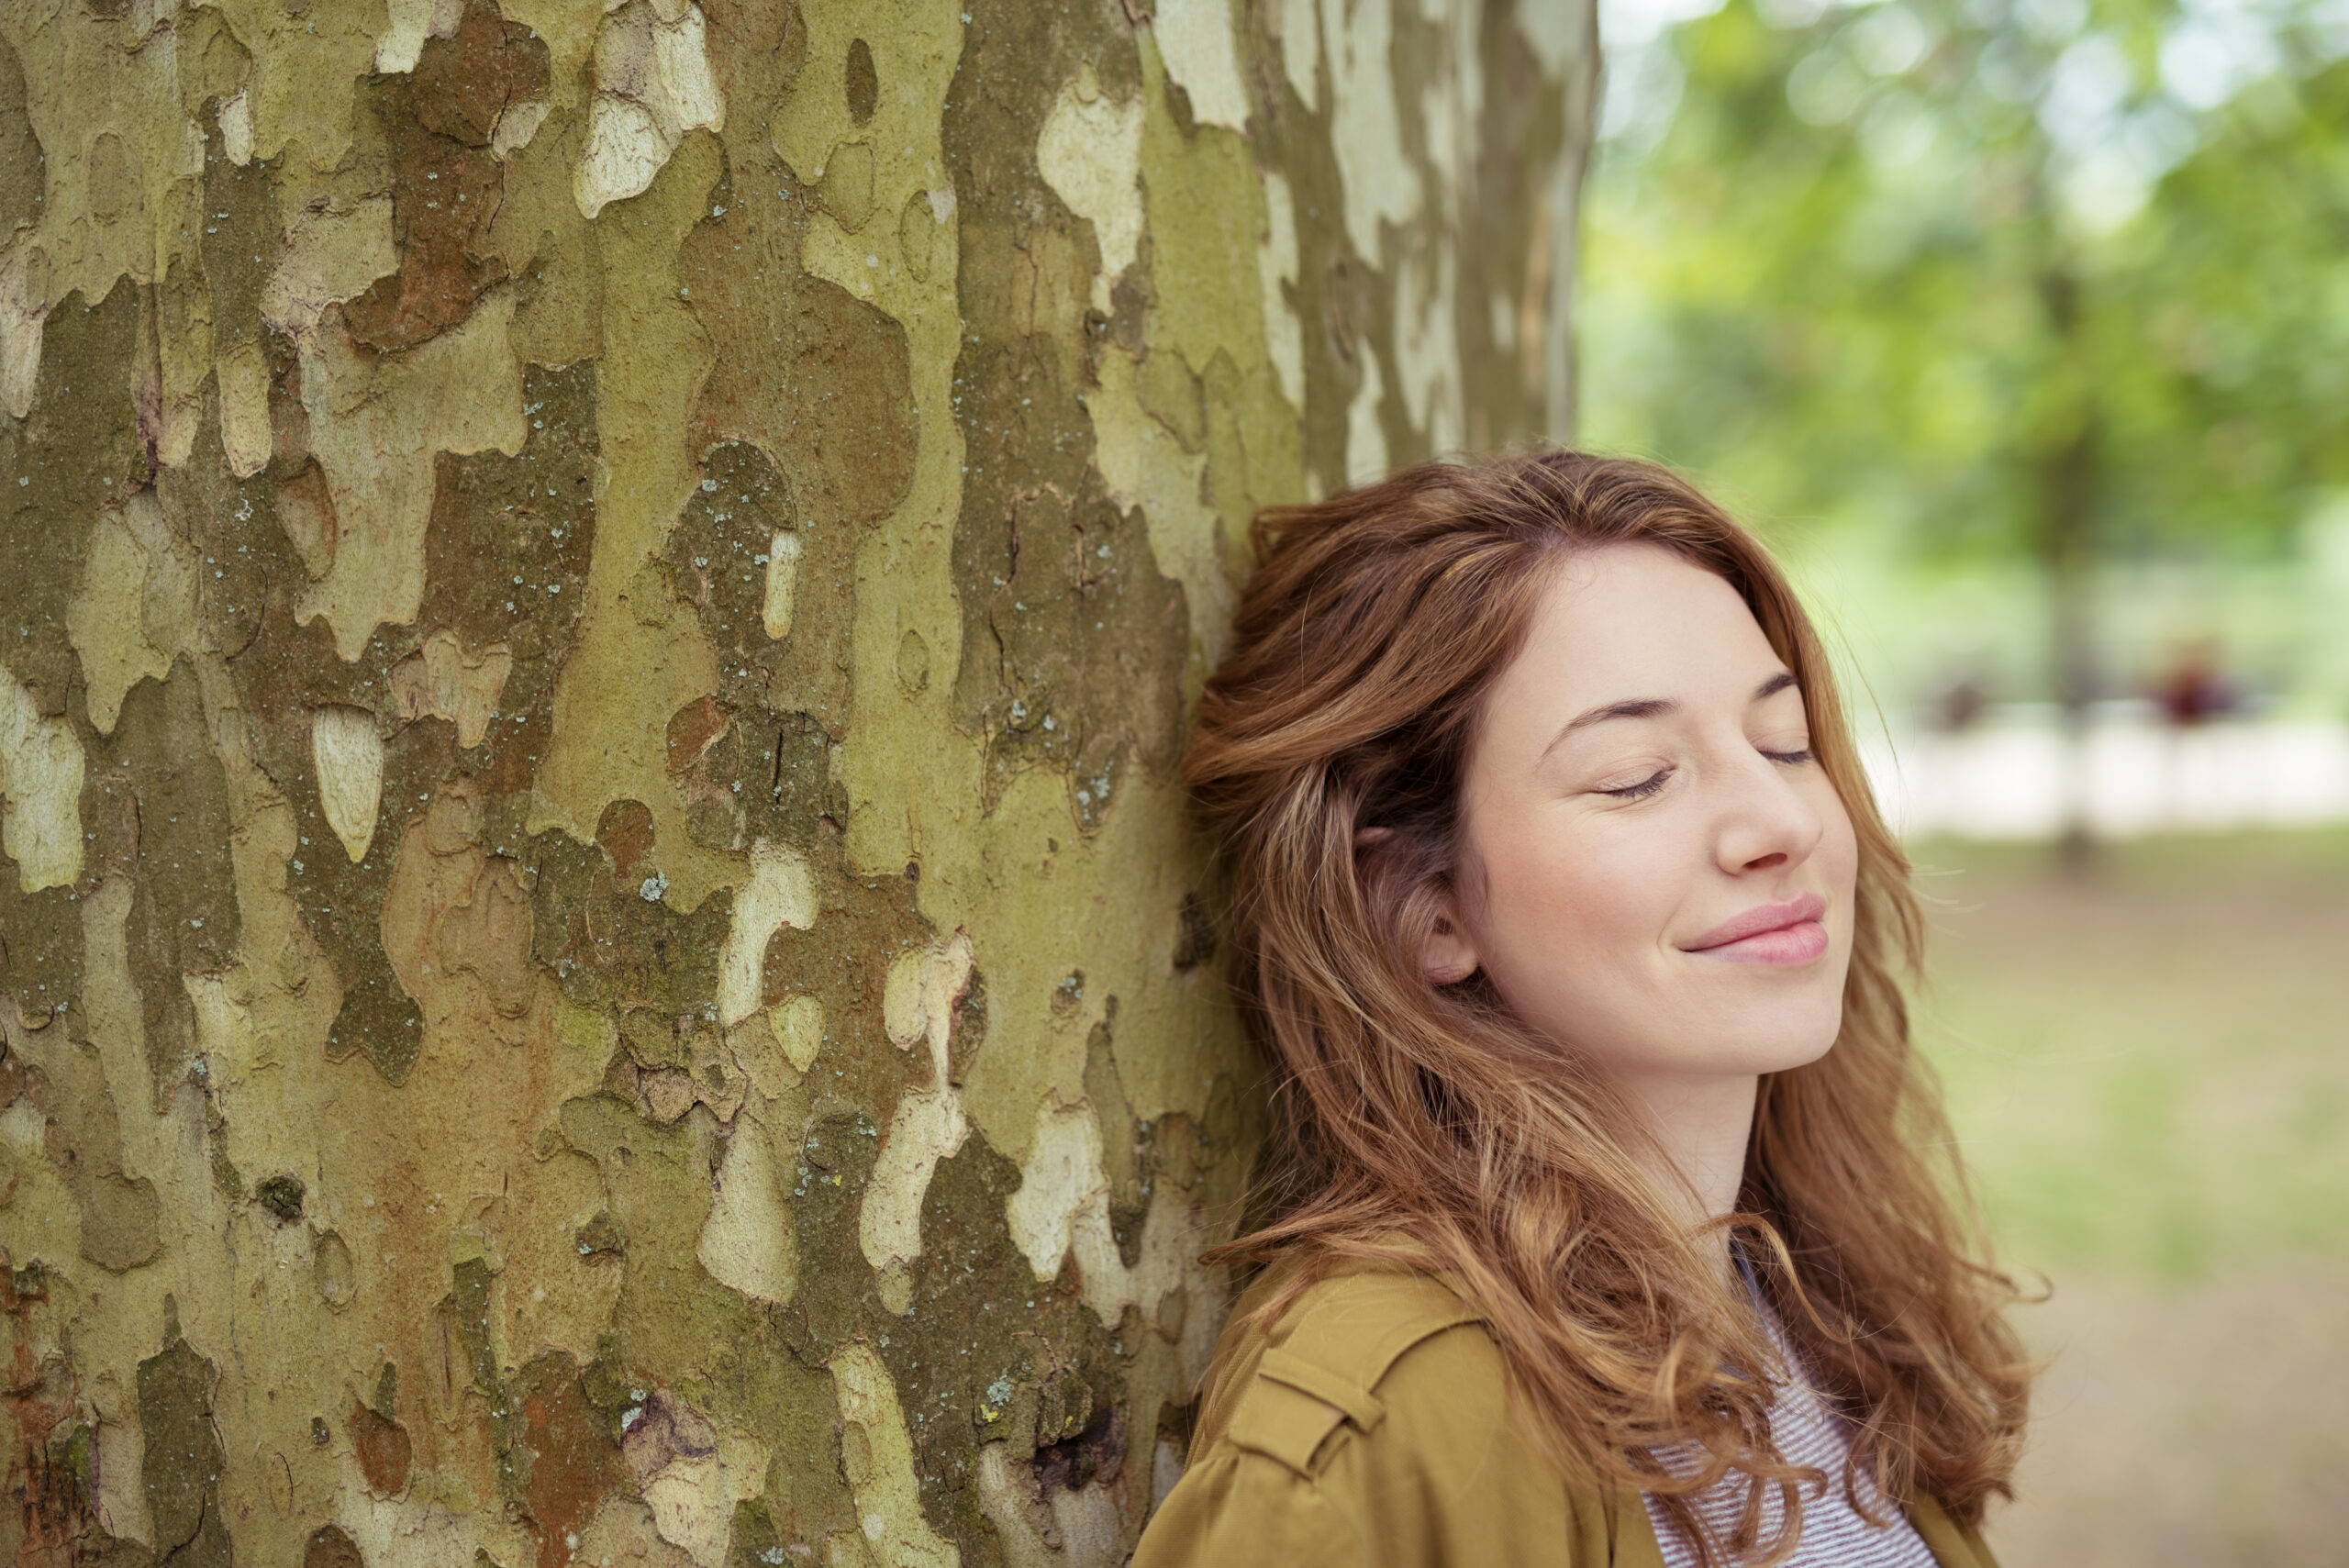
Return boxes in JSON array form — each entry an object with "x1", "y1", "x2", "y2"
[{"x1": 1185, "y1": 450, "x2": 2030, "y2": 1564}]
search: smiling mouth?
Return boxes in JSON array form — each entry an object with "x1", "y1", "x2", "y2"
[{"x1": 1682, "y1": 893, "x2": 1830, "y2": 966}]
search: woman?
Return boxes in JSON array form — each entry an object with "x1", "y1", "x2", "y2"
[{"x1": 1134, "y1": 451, "x2": 2031, "y2": 1567}]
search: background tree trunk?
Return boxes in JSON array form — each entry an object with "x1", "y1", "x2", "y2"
[
  {"x1": 0, "y1": 3, "x2": 1594, "y2": 1564},
  {"x1": 2033, "y1": 260, "x2": 2100, "y2": 875}
]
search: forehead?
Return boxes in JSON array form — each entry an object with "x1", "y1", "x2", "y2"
[{"x1": 1505, "y1": 542, "x2": 1776, "y2": 700}]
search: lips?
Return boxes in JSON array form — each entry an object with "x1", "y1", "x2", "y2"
[{"x1": 1682, "y1": 892, "x2": 1830, "y2": 965}]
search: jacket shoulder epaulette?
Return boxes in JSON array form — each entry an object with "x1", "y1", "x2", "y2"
[{"x1": 1224, "y1": 1269, "x2": 1486, "y2": 1477}]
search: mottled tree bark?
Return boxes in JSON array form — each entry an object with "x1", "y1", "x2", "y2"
[{"x1": 0, "y1": 3, "x2": 1594, "y2": 1565}]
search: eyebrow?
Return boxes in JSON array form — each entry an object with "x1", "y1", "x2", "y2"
[{"x1": 1538, "y1": 670, "x2": 1800, "y2": 763}]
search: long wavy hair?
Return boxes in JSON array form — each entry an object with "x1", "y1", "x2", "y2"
[{"x1": 1184, "y1": 450, "x2": 2031, "y2": 1565}]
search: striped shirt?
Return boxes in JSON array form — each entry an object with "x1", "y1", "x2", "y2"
[{"x1": 1641, "y1": 1307, "x2": 1938, "y2": 1568}]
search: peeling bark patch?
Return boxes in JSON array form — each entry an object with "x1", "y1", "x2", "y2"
[
  {"x1": 154, "y1": 421, "x2": 279, "y2": 666},
  {"x1": 529, "y1": 826, "x2": 730, "y2": 1018},
  {"x1": 951, "y1": 484, "x2": 1186, "y2": 827},
  {"x1": 0, "y1": 36, "x2": 43, "y2": 239},
  {"x1": 137, "y1": 1329, "x2": 231, "y2": 1568},
  {"x1": 681, "y1": 168, "x2": 917, "y2": 540},
  {"x1": 295, "y1": 291, "x2": 527, "y2": 661},
  {"x1": 304, "y1": 1523, "x2": 366, "y2": 1568},
  {"x1": 1, "y1": 281, "x2": 146, "y2": 714},
  {"x1": 1038, "y1": 68, "x2": 1145, "y2": 290},
  {"x1": 881, "y1": 935, "x2": 977, "y2": 1073},
  {"x1": 199, "y1": 85, "x2": 277, "y2": 354},
  {"x1": 619, "y1": 1389, "x2": 771, "y2": 1568},
  {"x1": 1034, "y1": 1396, "x2": 1125, "y2": 1500},
  {"x1": 718, "y1": 840, "x2": 815, "y2": 1028},
  {"x1": 411, "y1": 2, "x2": 551, "y2": 147},
  {"x1": 275, "y1": 462, "x2": 340, "y2": 580},
  {"x1": 596, "y1": 798, "x2": 657, "y2": 885},
  {"x1": 0, "y1": 867, "x2": 81, "y2": 1027},
  {"x1": 312, "y1": 706, "x2": 385, "y2": 862},
  {"x1": 575, "y1": 3, "x2": 726, "y2": 219},
  {"x1": 656, "y1": 440, "x2": 849, "y2": 831},
  {"x1": 743, "y1": 843, "x2": 936, "y2": 1104},
  {"x1": 0, "y1": 1262, "x2": 98, "y2": 1562},
  {"x1": 349, "y1": 1395, "x2": 413, "y2": 1496},
  {"x1": 417, "y1": 361, "x2": 599, "y2": 798},
  {"x1": 666, "y1": 697, "x2": 729, "y2": 782},
  {"x1": 0, "y1": 246, "x2": 50, "y2": 425},
  {"x1": 389, "y1": 630, "x2": 513, "y2": 748},
  {"x1": 82, "y1": 1172, "x2": 163, "y2": 1273},
  {"x1": 1007, "y1": 1098, "x2": 1108, "y2": 1286},
  {"x1": 0, "y1": 662, "x2": 83, "y2": 890},
  {"x1": 217, "y1": 342, "x2": 273, "y2": 477},
  {"x1": 297, "y1": 767, "x2": 429, "y2": 1081},
  {"x1": 340, "y1": 117, "x2": 500, "y2": 352},
  {"x1": 381, "y1": 811, "x2": 538, "y2": 1023},
  {"x1": 829, "y1": 1342, "x2": 959, "y2": 1568},
  {"x1": 943, "y1": 10, "x2": 1190, "y2": 825},
  {"x1": 443, "y1": 1254, "x2": 523, "y2": 1499},
  {"x1": 224, "y1": 616, "x2": 433, "y2": 1084},
  {"x1": 867, "y1": 1133, "x2": 1166, "y2": 1542},
  {"x1": 697, "y1": 1114, "x2": 797, "y2": 1305},
  {"x1": 514, "y1": 1353, "x2": 626, "y2": 1568},
  {"x1": 859, "y1": 1082, "x2": 967, "y2": 1273},
  {"x1": 1157, "y1": 0, "x2": 1252, "y2": 133},
  {"x1": 346, "y1": 5, "x2": 548, "y2": 351},
  {"x1": 82, "y1": 666, "x2": 240, "y2": 1096},
  {"x1": 845, "y1": 39, "x2": 880, "y2": 128},
  {"x1": 768, "y1": 993, "x2": 823, "y2": 1076},
  {"x1": 759, "y1": 530, "x2": 800, "y2": 641},
  {"x1": 65, "y1": 500, "x2": 173, "y2": 735}
]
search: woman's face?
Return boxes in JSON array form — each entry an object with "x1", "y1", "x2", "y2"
[{"x1": 1427, "y1": 543, "x2": 1859, "y2": 1097}]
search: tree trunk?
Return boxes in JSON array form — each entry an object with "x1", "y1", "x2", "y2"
[
  {"x1": 0, "y1": 4, "x2": 1592, "y2": 1566},
  {"x1": 2034, "y1": 261, "x2": 2099, "y2": 874}
]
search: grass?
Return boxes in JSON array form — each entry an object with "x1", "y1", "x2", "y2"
[
  {"x1": 1912, "y1": 826, "x2": 2349, "y2": 1280},
  {"x1": 1904, "y1": 828, "x2": 2349, "y2": 1567}
]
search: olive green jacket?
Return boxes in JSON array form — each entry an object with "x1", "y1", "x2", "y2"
[{"x1": 1134, "y1": 1264, "x2": 2000, "y2": 1568}]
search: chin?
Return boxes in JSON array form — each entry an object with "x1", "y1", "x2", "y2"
[
  {"x1": 1755, "y1": 1030, "x2": 1841, "y2": 1074},
  {"x1": 1712, "y1": 1002, "x2": 1846, "y2": 1076},
  {"x1": 1765, "y1": 1011, "x2": 1846, "y2": 1071}
]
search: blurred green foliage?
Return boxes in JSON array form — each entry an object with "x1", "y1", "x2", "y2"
[{"x1": 1583, "y1": 0, "x2": 2349, "y2": 570}]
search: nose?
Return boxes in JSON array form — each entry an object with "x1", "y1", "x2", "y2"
[{"x1": 1711, "y1": 745, "x2": 1827, "y2": 876}]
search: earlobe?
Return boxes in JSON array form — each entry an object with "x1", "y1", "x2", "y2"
[{"x1": 1420, "y1": 912, "x2": 1479, "y2": 985}]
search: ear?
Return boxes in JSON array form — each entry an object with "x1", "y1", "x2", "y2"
[
  {"x1": 1354, "y1": 826, "x2": 1480, "y2": 984},
  {"x1": 1419, "y1": 897, "x2": 1481, "y2": 985}
]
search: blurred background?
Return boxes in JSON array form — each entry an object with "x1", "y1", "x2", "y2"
[{"x1": 1578, "y1": 2, "x2": 2349, "y2": 1561}]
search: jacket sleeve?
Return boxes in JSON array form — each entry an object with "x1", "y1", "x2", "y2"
[{"x1": 1131, "y1": 1449, "x2": 1371, "y2": 1568}]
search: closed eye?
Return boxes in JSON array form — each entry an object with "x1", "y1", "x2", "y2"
[
  {"x1": 1761, "y1": 747, "x2": 1815, "y2": 765},
  {"x1": 1598, "y1": 767, "x2": 1672, "y2": 800}
]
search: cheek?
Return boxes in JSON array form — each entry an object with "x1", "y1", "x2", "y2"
[
  {"x1": 1471, "y1": 814, "x2": 1677, "y2": 994},
  {"x1": 1813, "y1": 782, "x2": 1863, "y2": 905}
]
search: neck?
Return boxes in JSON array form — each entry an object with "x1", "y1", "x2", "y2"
[{"x1": 1620, "y1": 1070, "x2": 1761, "y2": 1238}]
